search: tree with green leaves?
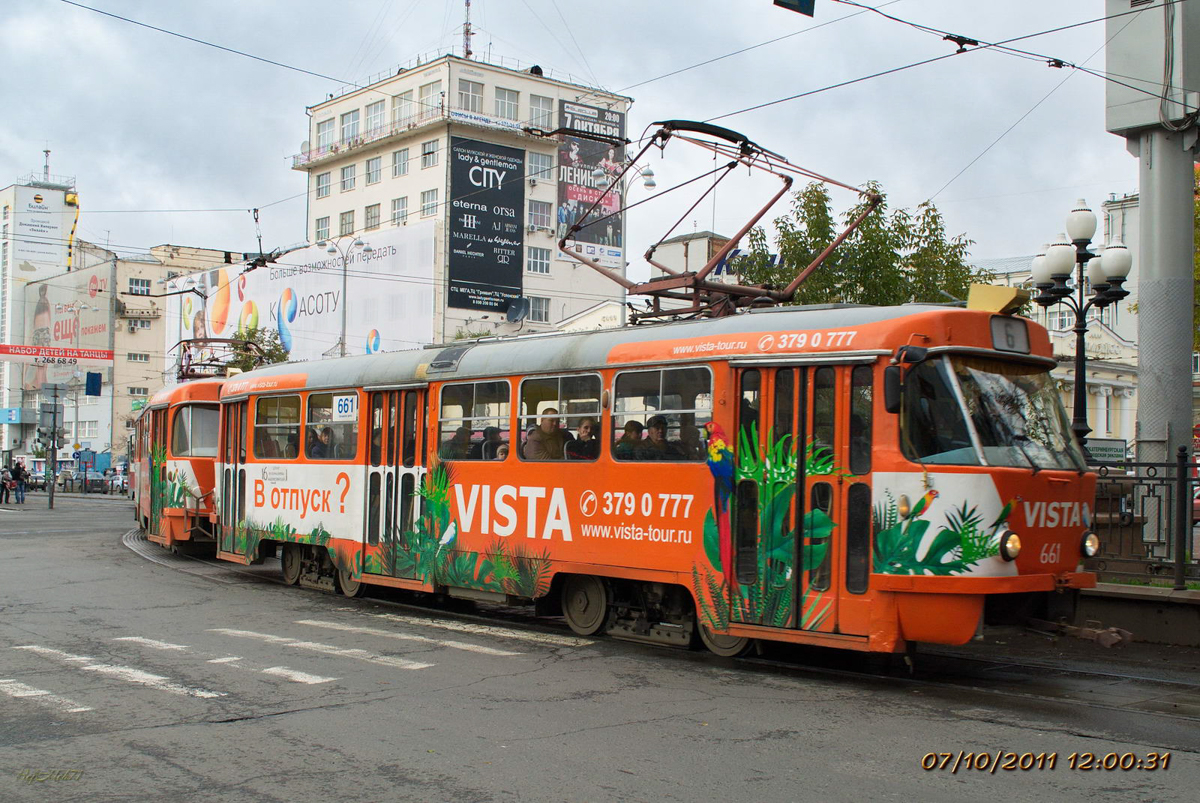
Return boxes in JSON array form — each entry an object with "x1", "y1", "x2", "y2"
[
  {"x1": 733, "y1": 181, "x2": 986, "y2": 306},
  {"x1": 226, "y1": 326, "x2": 290, "y2": 373}
]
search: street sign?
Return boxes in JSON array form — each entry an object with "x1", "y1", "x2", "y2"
[
  {"x1": 72, "y1": 450, "x2": 80, "y2": 460},
  {"x1": 1085, "y1": 438, "x2": 1127, "y2": 463},
  {"x1": 78, "y1": 448, "x2": 96, "y2": 468}
]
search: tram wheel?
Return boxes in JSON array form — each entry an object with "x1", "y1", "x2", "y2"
[
  {"x1": 281, "y1": 544, "x2": 301, "y2": 585},
  {"x1": 698, "y1": 625, "x2": 752, "y2": 657},
  {"x1": 562, "y1": 575, "x2": 609, "y2": 636},
  {"x1": 337, "y1": 566, "x2": 365, "y2": 598}
]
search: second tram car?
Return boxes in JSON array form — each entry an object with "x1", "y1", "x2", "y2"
[
  {"x1": 132, "y1": 378, "x2": 224, "y2": 552},
  {"x1": 208, "y1": 303, "x2": 1096, "y2": 655}
]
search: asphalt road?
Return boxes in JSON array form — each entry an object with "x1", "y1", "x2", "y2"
[{"x1": 1, "y1": 497, "x2": 1197, "y2": 802}]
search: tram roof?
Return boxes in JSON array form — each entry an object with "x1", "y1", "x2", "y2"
[
  {"x1": 146, "y1": 376, "x2": 225, "y2": 408},
  {"x1": 220, "y1": 303, "x2": 985, "y2": 397}
]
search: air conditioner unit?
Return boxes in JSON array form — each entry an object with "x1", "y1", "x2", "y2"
[
  {"x1": 527, "y1": 224, "x2": 538, "y2": 233},
  {"x1": 529, "y1": 178, "x2": 537, "y2": 187},
  {"x1": 128, "y1": 322, "x2": 138, "y2": 333}
]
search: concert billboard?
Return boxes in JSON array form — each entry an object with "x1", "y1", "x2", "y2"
[{"x1": 556, "y1": 102, "x2": 625, "y2": 270}]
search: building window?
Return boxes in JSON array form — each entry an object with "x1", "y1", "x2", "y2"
[
  {"x1": 128, "y1": 278, "x2": 151, "y2": 296},
  {"x1": 458, "y1": 79, "x2": 483, "y2": 113},
  {"x1": 315, "y1": 171, "x2": 331, "y2": 198},
  {"x1": 315, "y1": 216, "x2": 330, "y2": 241},
  {"x1": 132, "y1": 319, "x2": 151, "y2": 330},
  {"x1": 366, "y1": 157, "x2": 382, "y2": 184},
  {"x1": 129, "y1": 387, "x2": 148, "y2": 397},
  {"x1": 392, "y1": 90, "x2": 413, "y2": 126},
  {"x1": 527, "y1": 247, "x2": 551, "y2": 274},
  {"x1": 529, "y1": 296, "x2": 550, "y2": 323},
  {"x1": 529, "y1": 94, "x2": 554, "y2": 128},
  {"x1": 340, "y1": 211, "x2": 355, "y2": 236},
  {"x1": 340, "y1": 164, "x2": 356, "y2": 192},
  {"x1": 528, "y1": 151, "x2": 553, "y2": 180},
  {"x1": 77, "y1": 421, "x2": 98, "y2": 439},
  {"x1": 316, "y1": 119, "x2": 335, "y2": 149},
  {"x1": 127, "y1": 352, "x2": 149, "y2": 363},
  {"x1": 392, "y1": 148, "x2": 409, "y2": 177},
  {"x1": 365, "y1": 203, "x2": 381, "y2": 231},
  {"x1": 365, "y1": 100, "x2": 386, "y2": 133},
  {"x1": 340, "y1": 109, "x2": 360, "y2": 142},
  {"x1": 420, "y1": 190, "x2": 438, "y2": 217},
  {"x1": 495, "y1": 87, "x2": 519, "y2": 120},
  {"x1": 418, "y1": 80, "x2": 442, "y2": 121},
  {"x1": 1193, "y1": 352, "x2": 1200, "y2": 376},
  {"x1": 391, "y1": 197, "x2": 408, "y2": 225},
  {"x1": 1045, "y1": 308, "x2": 1071, "y2": 332},
  {"x1": 528, "y1": 200, "x2": 552, "y2": 229},
  {"x1": 421, "y1": 140, "x2": 439, "y2": 168}
]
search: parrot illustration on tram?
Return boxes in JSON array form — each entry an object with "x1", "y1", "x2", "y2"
[{"x1": 704, "y1": 421, "x2": 735, "y2": 584}]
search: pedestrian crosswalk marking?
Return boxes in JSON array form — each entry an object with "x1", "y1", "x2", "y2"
[
  {"x1": 113, "y1": 638, "x2": 340, "y2": 685},
  {"x1": 295, "y1": 619, "x2": 523, "y2": 656},
  {"x1": 113, "y1": 637, "x2": 189, "y2": 651},
  {"x1": 260, "y1": 666, "x2": 337, "y2": 685},
  {"x1": 357, "y1": 611, "x2": 593, "y2": 648},
  {"x1": 207, "y1": 628, "x2": 434, "y2": 670},
  {"x1": 0, "y1": 679, "x2": 92, "y2": 713},
  {"x1": 15, "y1": 645, "x2": 224, "y2": 699}
]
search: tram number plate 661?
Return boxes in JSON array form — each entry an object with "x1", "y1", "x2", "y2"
[{"x1": 601, "y1": 492, "x2": 693, "y2": 518}]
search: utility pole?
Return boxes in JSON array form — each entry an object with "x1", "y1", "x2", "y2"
[{"x1": 48, "y1": 385, "x2": 60, "y2": 511}]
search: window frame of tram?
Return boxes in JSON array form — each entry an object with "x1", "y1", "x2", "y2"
[
  {"x1": 253, "y1": 396, "x2": 301, "y2": 460},
  {"x1": 611, "y1": 366, "x2": 712, "y2": 463},
  {"x1": 519, "y1": 373, "x2": 603, "y2": 462},
  {"x1": 846, "y1": 365, "x2": 873, "y2": 595},
  {"x1": 437, "y1": 381, "x2": 511, "y2": 461},
  {"x1": 305, "y1": 391, "x2": 360, "y2": 461},
  {"x1": 171, "y1": 404, "x2": 219, "y2": 458}
]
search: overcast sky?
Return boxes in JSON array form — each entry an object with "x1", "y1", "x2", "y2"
[{"x1": 2, "y1": 0, "x2": 1141, "y2": 277}]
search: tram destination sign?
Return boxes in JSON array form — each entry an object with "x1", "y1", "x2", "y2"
[{"x1": 448, "y1": 137, "x2": 525, "y2": 311}]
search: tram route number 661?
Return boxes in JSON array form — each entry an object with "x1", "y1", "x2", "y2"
[
  {"x1": 601, "y1": 492, "x2": 694, "y2": 518},
  {"x1": 332, "y1": 394, "x2": 358, "y2": 422}
]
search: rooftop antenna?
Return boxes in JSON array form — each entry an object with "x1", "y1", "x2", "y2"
[
  {"x1": 43, "y1": 149, "x2": 50, "y2": 181},
  {"x1": 463, "y1": 0, "x2": 474, "y2": 59}
]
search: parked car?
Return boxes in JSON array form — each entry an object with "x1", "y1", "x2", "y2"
[
  {"x1": 108, "y1": 474, "x2": 128, "y2": 494},
  {"x1": 81, "y1": 475, "x2": 108, "y2": 494},
  {"x1": 25, "y1": 472, "x2": 47, "y2": 491},
  {"x1": 56, "y1": 469, "x2": 74, "y2": 489}
]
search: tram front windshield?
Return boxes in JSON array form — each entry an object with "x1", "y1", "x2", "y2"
[{"x1": 901, "y1": 355, "x2": 1085, "y2": 470}]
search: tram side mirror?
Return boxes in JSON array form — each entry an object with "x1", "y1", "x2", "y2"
[{"x1": 884, "y1": 365, "x2": 903, "y2": 414}]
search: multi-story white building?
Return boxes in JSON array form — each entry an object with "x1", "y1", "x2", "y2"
[{"x1": 292, "y1": 53, "x2": 632, "y2": 342}]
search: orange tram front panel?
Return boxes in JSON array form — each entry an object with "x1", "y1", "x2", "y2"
[
  {"x1": 133, "y1": 379, "x2": 223, "y2": 551},
  {"x1": 211, "y1": 306, "x2": 1098, "y2": 654}
]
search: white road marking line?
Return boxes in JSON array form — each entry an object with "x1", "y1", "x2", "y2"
[
  {"x1": 207, "y1": 656, "x2": 242, "y2": 664},
  {"x1": 295, "y1": 619, "x2": 523, "y2": 656},
  {"x1": 362, "y1": 611, "x2": 593, "y2": 648},
  {"x1": 14, "y1": 646, "x2": 225, "y2": 699},
  {"x1": 112, "y1": 637, "x2": 189, "y2": 651},
  {"x1": 0, "y1": 679, "x2": 92, "y2": 713},
  {"x1": 207, "y1": 628, "x2": 433, "y2": 670},
  {"x1": 260, "y1": 666, "x2": 337, "y2": 685}
]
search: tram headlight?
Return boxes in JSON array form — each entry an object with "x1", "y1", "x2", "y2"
[
  {"x1": 999, "y1": 530, "x2": 1022, "y2": 561},
  {"x1": 1081, "y1": 531, "x2": 1100, "y2": 558}
]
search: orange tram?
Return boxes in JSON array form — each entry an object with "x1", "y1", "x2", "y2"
[{"x1": 137, "y1": 303, "x2": 1099, "y2": 656}]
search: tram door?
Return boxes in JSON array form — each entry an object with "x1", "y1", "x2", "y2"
[
  {"x1": 148, "y1": 408, "x2": 169, "y2": 534},
  {"x1": 217, "y1": 401, "x2": 249, "y2": 555},
  {"x1": 732, "y1": 365, "x2": 874, "y2": 636},
  {"x1": 363, "y1": 389, "x2": 426, "y2": 579}
]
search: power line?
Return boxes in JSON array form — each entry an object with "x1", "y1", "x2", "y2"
[{"x1": 57, "y1": 0, "x2": 355, "y2": 85}]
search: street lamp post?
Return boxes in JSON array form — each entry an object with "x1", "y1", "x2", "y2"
[
  {"x1": 1031, "y1": 199, "x2": 1133, "y2": 447},
  {"x1": 316, "y1": 236, "x2": 373, "y2": 357}
]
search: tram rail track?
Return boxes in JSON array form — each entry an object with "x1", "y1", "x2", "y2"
[{"x1": 124, "y1": 528, "x2": 1200, "y2": 730}]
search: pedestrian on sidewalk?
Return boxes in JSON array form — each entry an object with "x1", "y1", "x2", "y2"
[
  {"x1": 11, "y1": 461, "x2": 27, "y2": 504},
  {"x1": 0, "y1": 465, "x2": 11, "y2": 505}
]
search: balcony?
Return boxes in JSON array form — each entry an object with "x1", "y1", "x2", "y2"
[
  {"x1": 115, "y1": 300, "x2": 160, "y2": 319},
  {"x1": 292, "y1": 104, "x2": 548, "y2": 170}
]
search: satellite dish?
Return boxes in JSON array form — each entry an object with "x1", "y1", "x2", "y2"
[
  {"x1": 301, "y1": 140, "x2": 310, "y2": 152},
  {"x1": 506, "y1": 298, "x2": 530, "y2": 323}
]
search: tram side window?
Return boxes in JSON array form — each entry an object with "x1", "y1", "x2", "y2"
[
  {"x1": 438, "y1": 381, "x2": 510, "y2": 461},
  {"x1": 306, "y1": 392, "x2": 359, "y2": 460},
  {"x1": 254, "y1": 396, "x2": 301, "y2": 460},
  {"x1": 849, "y1": 366, "x2": 872, "y2": 475},
  {"x1": 171, "y1": 405, "x2": 219, "y2": 457},
  {"x1": 613, "y1": 367, "x2": 711, "y2": 462},
  {"x1": 811, "y1": 367, "x2": 836, "y2": 469},
  {"x1": 520, "y1": 374, "x2": 602, "y2": 461}
]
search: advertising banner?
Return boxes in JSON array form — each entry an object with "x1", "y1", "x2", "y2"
[
  {"x1": 20, "y1": 265, "x2": 113, "y2": 390},
  {"x1": 12, "y1": 186, "x2": 72, "y2": 279},
  {"x1": 447, "y1": 137, "x2": 525, "y2": 311},
  {"x1": 165, "y1": 222, "x2": 436, "y2": 366},
  {"x1": 557, "y1": 102, "x2": 625, "y2": 270}
]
